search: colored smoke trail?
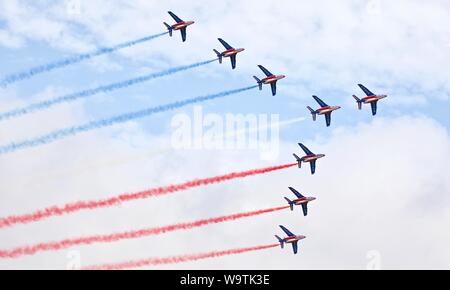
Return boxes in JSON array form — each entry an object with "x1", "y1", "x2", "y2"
[
  {"x1": 5, "y1": 117, "x2": 306, "y2": 193},
  {"x1": 0, "y1": 85, "x2": 256, "y2": 155},
  {"x1": 0, "y1": 163, "x2": 296, "y2": 229},
  {"x1": 0, "y1": 206, "x2": 288, "y2": 259},
  {"x1": 0, "y1": 58, "x2": 216, "y2": 122},
  {"x1": 0, "y1": 32, "x2": 168, "y2": 87},
  {"x1": 83, "y1": 243, "x2": 280, "y2": 270}
]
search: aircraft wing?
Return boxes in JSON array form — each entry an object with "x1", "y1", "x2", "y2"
[
  {"x1": 325, "y1": 112, "x2": 331, "y2": 127},
  {"x1": 310, "y1": 160, "x2": 316, "y2": 175},
  {"x1": 230, "y1": 54, "x2": 237, "y2": 69},
  {"x1": 258, "y1": 65, "x2": 274, "y2": 77},
  {"x1": 298, "y1": 143, "x2": 314, "y2": 155},
  {"x1": 289, "y1": 187, "x2": 304, "y2": 199},
  {"x1": 358, "y1": 84, "x2": 375, "y2": 96},
  {"x1": 292, "y1": 241, "x2": 298, "y2": 254},
  {"x1": 180, "y1": 28, "x2": 187, "y2": 42},
  {"x1": 312, "y1": 95, "x2": 328, "y2": 107},
  {"x1": 279, "y1": 225, "x2": 295, "y2": 237},
  {"x1": 371, "y1": 101, "x2": 378, "y2": 116},
  {"x1": 270, "y1": 83, "x2": 277, "y2": 96},
  {"x1": 218, "y1": 38, "x2": 233, "y2": 50},
  {"x1": 301, "y1": 204, "x2": 308, "y2": 216},
  {"x1": 168, "y1": 11, "x2": 183, "y2": 23}
]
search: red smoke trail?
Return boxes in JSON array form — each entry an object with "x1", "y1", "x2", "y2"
[
  {"x1": 0, "y1": 163, "x2": 296, "y2": 229},
  {"x1": 83, "y1": 243, "x2": 280, "y2": 270},
  {"x1": 0, "y1": 206, "x2": 288, "y2": 259}
]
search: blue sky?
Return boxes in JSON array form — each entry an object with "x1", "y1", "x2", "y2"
[
  {"x1": 0, "y1": 0, "x2": 449, "y2": 140},
  {"x1": 0, "y1": 0, "x2": 449, "y2": 269}
]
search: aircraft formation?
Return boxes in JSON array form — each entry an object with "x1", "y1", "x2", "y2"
[
  {"x1": 0, "y1": 11, "x2": 390, "y2": 265},
  {"x1": 164, "y1": 11, "x2": 388, "y2": 255}
]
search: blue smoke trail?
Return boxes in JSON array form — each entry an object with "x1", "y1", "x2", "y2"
[
  {"x1": 0, "y1": 85, "x2": 258, "y2": 155},
  {"x1": 0, "y1": 58, "x2": 217, "y2": 122},
  {"x1": 0, "y1": 32, "x2": 169, "y2": 87}
]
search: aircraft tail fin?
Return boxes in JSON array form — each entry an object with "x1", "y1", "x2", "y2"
[
  {"x1": 213, "y1": 49, "x2": 223, "y2": 64},
  {"x1": 293, "y1": 153, "x2": 302, "y2": 168},
  {"x1": 353, "y1": 95, "x2": 362, "y2": 110},
  {"x1": 275, "y1": 235, "x2": 284, "y2": 248},
  {"x1": 253, "y1": 76, "x2": 262, "y2": 90},
  {"x1": 164, "y1": 22, "x2": 173, "y2": 37},
  {"x1": 307, "y1": 106, "x2": 317, "y2": 121},
  {"x1": 284, "y1": 197, "x2": 294, "y2": 211}
]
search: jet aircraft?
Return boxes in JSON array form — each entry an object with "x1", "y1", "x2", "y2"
[
  {"x1": 275, "y1": 225, "x2": 306, "y2": 254},
  {"x1": 284, "y1": 187, "x2": 316, "y2": 216},
  {"x1": 307, "y1": 95, "x2": 341, "y2": 127},
  {"x1": 253, "y1": 65, "x2": 285, "y2": 96},
  {"x1": 353, "y1": 84, "x2": 387, "y2": 116},
  {"x1": 293, "y1": 143, "x2": 325, "y2": 175},
  {"x1": 213, "y1": 38, "x2": 245, "y2": 69},
  {"x1": 164, "y1": 11, "x2": 195, "y2": 42}
]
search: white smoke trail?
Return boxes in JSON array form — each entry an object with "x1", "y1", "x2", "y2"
[{"x1": 0, "y1": 85, "x2": 257, "y2": 155}]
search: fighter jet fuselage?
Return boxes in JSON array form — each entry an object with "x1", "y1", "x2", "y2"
[
  {"x1": 315, "y1": 106, "x2": 341, "y2": 115},
  {"x1": 291, "y1": 197, "x2": 316, "y2": 206},
  {"x1": 221, "y1": 48, "x2": 245, "y2": 58},
  {"x1": 361, "y1": 95, "x2": 387, "y2": 103},
  {"x1": 261, "y1": 75, "x2": 285, "y2": 84},
  {"x1": 171, "y1": 21, "x2": 195, "y2": 30},
  {"x1": 284, "y1": 235, "x2": 306, "y2": 244},
  {"x1": 301, "y1": 154, "x2": 325, "y2": 163}
]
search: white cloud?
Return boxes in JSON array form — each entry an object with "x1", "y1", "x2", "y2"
[
  {"x1": 1, "y1": 0, "x2": 450, "y2": 102},
  {"x1": 0, "y1": 0, "x2": 449, "y2": 270},
  {"x1": 0, "y1": 103, "x2": 449, "y2": 269},
  {"x1": 0, "y1": 29, "x2": 24, "y2": 48}
]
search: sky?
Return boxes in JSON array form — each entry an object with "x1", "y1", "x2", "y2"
[{"x1": 0, "y1": 0, "x2": 449, "y2": 269}]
